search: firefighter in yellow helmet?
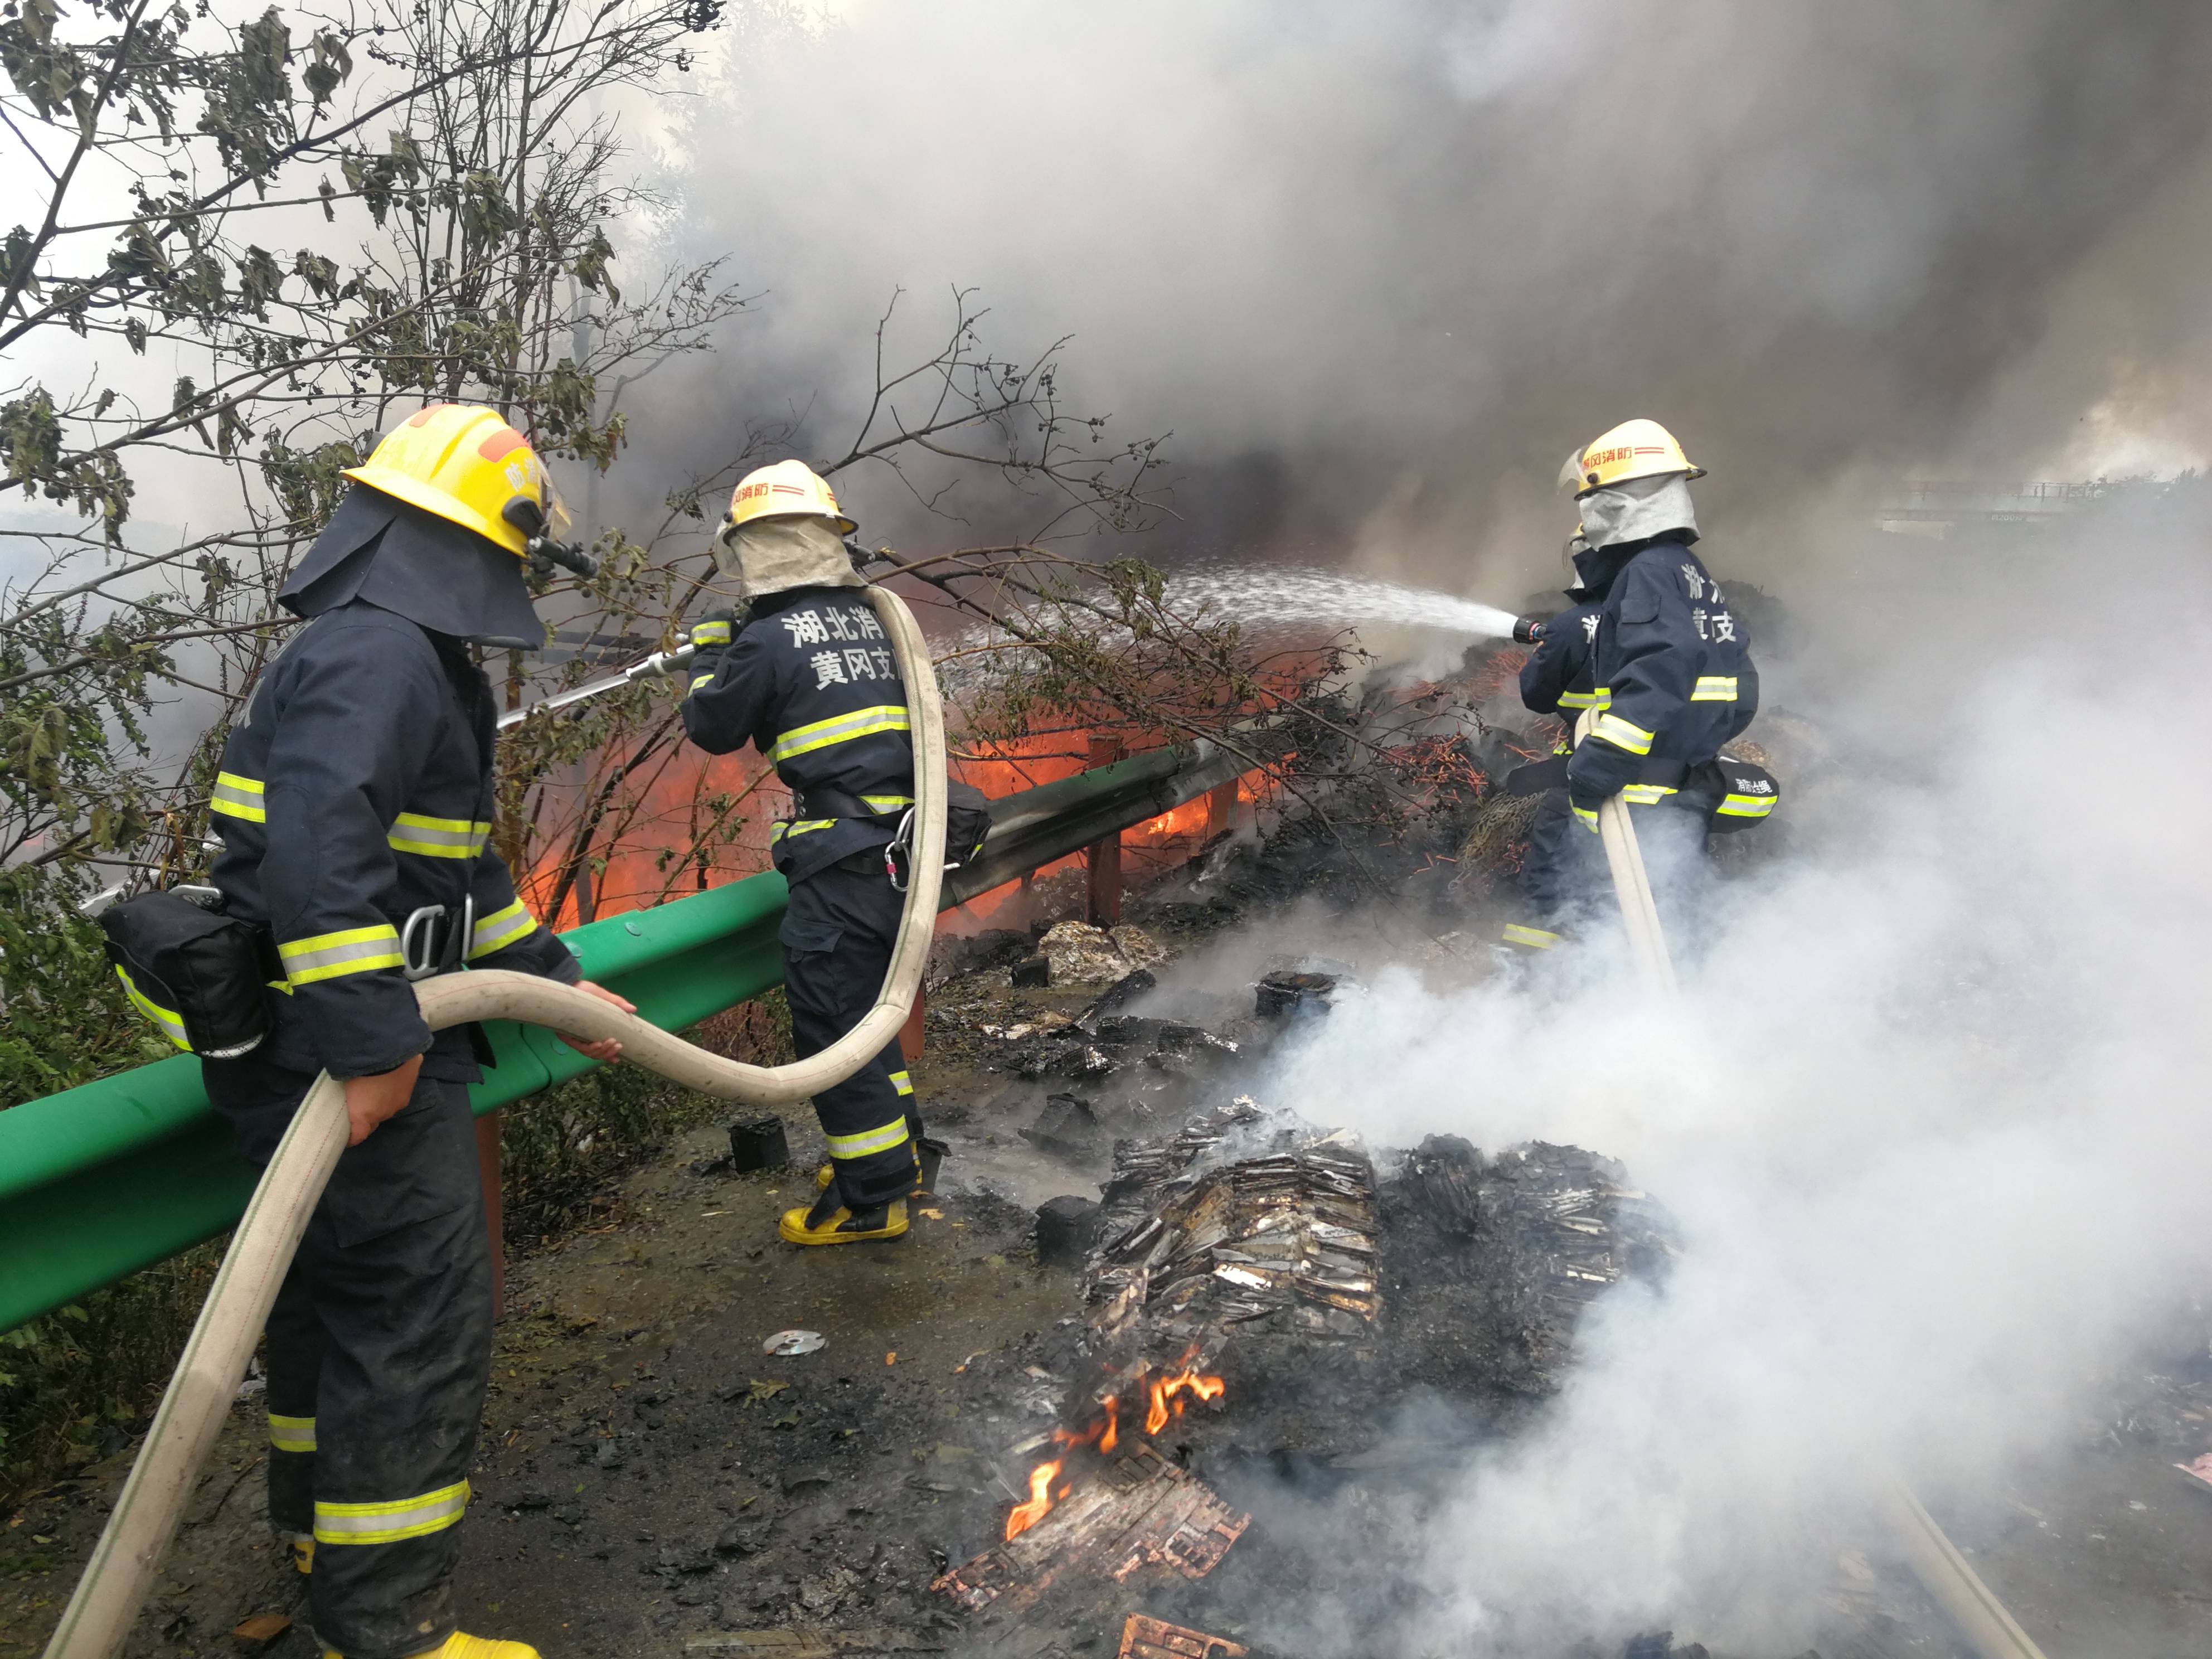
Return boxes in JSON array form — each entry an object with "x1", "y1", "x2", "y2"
[
  {"x1": 1555, "y1": 419, "x2": 1761, "y2": 938},
  {"x1": 677, "y1": 459, "x2": 946, "y2": 1245},
  {"x1": 193, "y1": 404, "x2": 632, "y2": 1659}
]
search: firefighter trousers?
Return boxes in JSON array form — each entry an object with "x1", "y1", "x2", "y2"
[
  {"x1": 203, "y1": 1056, "x2": 492, "y2": 1659},
  {"x1": 1507, "y1": 788, "x2": 1605, "y2": 947},
  {"x1": 779, "y1": 860, "x2": 923, "y2": 1207}
]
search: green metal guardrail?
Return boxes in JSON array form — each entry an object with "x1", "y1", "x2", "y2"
[{"x1": 0, "y1": 742, "x2": 1248, "y2": 1332}]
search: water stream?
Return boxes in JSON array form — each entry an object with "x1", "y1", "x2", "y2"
[{"x1": 1168, "y1": 567, "x2": 1520, "y2": 642}]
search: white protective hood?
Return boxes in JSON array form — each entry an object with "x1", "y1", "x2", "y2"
[
  {"x1": 1578, "y1": 473, "x2": 1699, "y2": 549},
  {"x1": 713, "y1": 514, "x2": 864, "y2": 598}
]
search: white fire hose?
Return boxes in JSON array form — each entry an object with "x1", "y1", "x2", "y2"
[
  {"x1": 1572, "y1": 716, "x2": 2050, "y2": 1659},
  {"x1": 42, "y1": 584, "x2": 947, "y2": 1659}
]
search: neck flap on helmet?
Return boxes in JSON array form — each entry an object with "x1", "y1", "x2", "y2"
[
  {"x1": 714, "y1": 513, "x2": 862, "y2": 599},
  {"x1": 280, "y1": 485, "x2": 545, "y2": 648},
  {"x1": 1578, "y1": 472, "x2": 1699, "y2": 551}
]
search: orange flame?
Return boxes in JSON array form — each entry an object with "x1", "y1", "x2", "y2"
[
  {"x1": 1144, "y1": 1362, "x2": 1226, "y2": 1435},
  {"x1": 1098, "y1": 1394, "x2": 1119, "y2": 1454},
  {"x1": 1005, "y1": 1457, "x2": 1065, "y2": 1541}
]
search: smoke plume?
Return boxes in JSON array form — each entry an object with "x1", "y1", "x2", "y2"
[{"x1": 631, "y1": 0, "x2": 2212, "y2": 598}]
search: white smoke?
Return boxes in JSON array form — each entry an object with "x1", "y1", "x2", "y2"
[{"x1": 1220, "y1": 484, "x2": 2212, "y2": 1652}]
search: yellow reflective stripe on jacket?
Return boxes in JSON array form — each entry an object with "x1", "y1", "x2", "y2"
[
  {"x1": 1588, "y1": 712, "x2": 1655, "y2": 756},
  {"x1": 889, "y1": 1069, "x2": 914, "y2": 1097},
  {"x1": 1690, "y1": 676, "x2": 1739, "y2": 702},
  {"x1": 1718, "y1": 792, "x2": 1778, "y2": 818},
  {"x1": 278, "y1": 924, "x2": 403, "y2": 986},
  {"x1": 210, "y1": 770, "x2": 266, "y2": 823},
  {"x1": 1572, "y1": 804, "x2": 1599, "y2": 833},
  {"x1": 387, "y1": 812, "x2": 491, "y2": 859},
  {"x1": 1619, "y1": 784, "x2": 1679, "y2": 805},
  {"x1": 859, "y1": 794, "x2": 915, "y2": 812},
  {"x1": 268, "y1": 1413, "x2": 316, "y2": 1454},
  {"x1": 689, "y1": 673, "x2": 715, "y2": 694},
  {"x1": 769, "y1": 819, "x2": 838, "y2": 844},
  {"x1": 825, "y1": 1118, "x2": 912, "y2": 1160},
  {"x1": 1589, "y1": 686, "x2": 1613, "y2": 709},
  {"x1": 115, "y1": 965, "x2": 191, "y2": 1050},
  {"x1": 690, "y1": 619, "x2": 732, "y2": 646},
  {"x1": 314, "y1": 1478, "x2": 469, "y2": 1545},
  {"x1": 468, "y1": 898, "x2": 537, "y2": 960},
  {"x1": 1501, "y1": 923, "x2": 1561, "y2": 950},
  {"x1": 1556, "y1": 690, "x2": 1600, "y2": 709},
  {"x1": 768, "y1": 704, "x2": 910, "y2": 764}
]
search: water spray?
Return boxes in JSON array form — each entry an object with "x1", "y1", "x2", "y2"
[{"x1": 1168, "y1": 568, "x2": 1524, "y2": 644}]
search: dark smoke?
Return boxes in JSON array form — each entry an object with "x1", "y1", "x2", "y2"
[{"x1": 622, "y1": 0, "x2": 2212, "y2": 596}]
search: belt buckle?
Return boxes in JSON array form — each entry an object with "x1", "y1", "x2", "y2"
[{"x1": 399, "y1": 905, "x2": 447, "y2": 982}]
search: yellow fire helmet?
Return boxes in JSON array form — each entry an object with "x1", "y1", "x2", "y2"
[
  {"x1": 718, "y1": 458, "x2": 857, "y2": 546},
  {"x1": 1563, "y1": 418, "x2": 1705, "y2": 498},
  {"x1": 343, "y1": 403, "x2": 569, "y2": 559}
]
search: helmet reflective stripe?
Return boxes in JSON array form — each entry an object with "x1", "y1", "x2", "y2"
[
  {"x1": 767, "y1": 704, "x2": 910, "y2": 763},
  {"x1": 314, "y1": 1478, "x2": 469, "y2": 1545},
  {"x1": 719, "y1": 459, "x2": 857, "y2": 540},
  {"x1": 386, "y1": 812, "x2": 491, "y2": 858},
  {"x1": 468, "y1": 899, "x2": 538, "y2": 959},
  {"x1": 278, "y1": 924, "x2": 404, "y2": 986},
  {"x1": 1568, "y1": 419, "x2": 1703, "y2": 497},
  {"x1": 115, "y1": 965, "x2": 192, "y2": 1050},
  {"x1": 824, "y1": 1118, "x2": 911, "y2": 1160},
  {"x1": 210, "y1": 771, "x2": 266, "y2": 823}
]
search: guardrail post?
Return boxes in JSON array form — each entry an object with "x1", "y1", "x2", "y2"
[
  {"x1": 900, "y1": 984, "x2": 926, "y2": 1064},
  {"x1": 1206, "y1": 778, "x2": 1238, "y2": 837},
  {"x1": 1085, "y1": 736, "x2": 1126, "y2": 928},
  {"x1": 475, "y1": 1111, "x2": 506, "y2": 1320}
]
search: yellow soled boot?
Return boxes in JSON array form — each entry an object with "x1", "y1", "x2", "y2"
[
  {"x1": 327, "y1": 1634, "x2": 542, "y2": 1659},
  {"x1": 780, "y1": 1189, "x2": 908, "y2": 1246}
]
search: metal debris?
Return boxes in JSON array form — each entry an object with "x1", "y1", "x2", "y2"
[
  {"x1": 1086, "y1": 1103, "x2": 1381, "y2": 1345},
  {"x1": 930, "y1": 1440, "x2": 1250, "y2": 1614},
  {"x1": 1118, "y1": 1615, "x2": 1248, "y2": 1659}
]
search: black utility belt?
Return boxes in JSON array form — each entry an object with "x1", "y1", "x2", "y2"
[
  {"x1": 1503, "y1": 753, "x2": 1782, "y2": 833},
  {"x1": 101, "y1": 889, "x2": 474, "y2": 1059},
  {"x1": 791, "y1": 781, "x2": 996, "y2": 890}
]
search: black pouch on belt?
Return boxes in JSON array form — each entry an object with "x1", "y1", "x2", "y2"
[
  {"x1": 99, "y1": 887, "x2": 282, "y2": 1058},
  {"x1": 1705, "y1": 756, "x2": 1781, "y2": 832}
]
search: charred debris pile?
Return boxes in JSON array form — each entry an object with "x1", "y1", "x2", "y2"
[{"x1": 904, "y1": 944, "x2": 1679, "y2": 1656}]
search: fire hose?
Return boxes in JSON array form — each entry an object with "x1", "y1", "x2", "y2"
[
  {"x1": 1572, "y1": 716, "x2": 2050, "y2": 1659},
  {"x1": 41, "y1": 584, "x2": 947, "y2": 1659}
]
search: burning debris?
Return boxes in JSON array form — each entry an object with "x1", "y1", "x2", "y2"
[{"x1": 930, "y1": 1440, "x2": 1249, "y2": 1615}]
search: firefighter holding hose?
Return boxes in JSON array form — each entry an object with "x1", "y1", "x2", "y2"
[
  {"x1": 1555, "y1": 419, "x2": 1762, "y2": 932},
  {"x1": 678, "y1": 460, "x2": 947, "y2": 1248},
  {"x1": 196, "y1": 405, "x2": 632, "y2": 1659}
]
